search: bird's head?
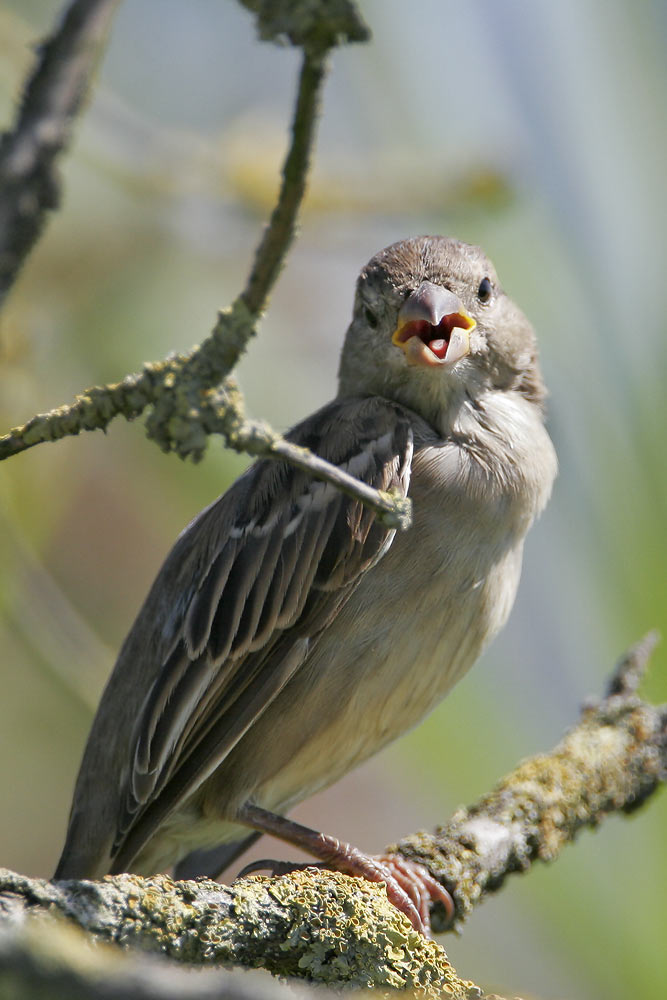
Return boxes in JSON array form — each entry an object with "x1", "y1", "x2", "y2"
[{"x1": 337, "y1": 236, "x2": 546, "y2": 433}]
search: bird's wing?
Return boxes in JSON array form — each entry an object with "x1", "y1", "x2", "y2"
[{"x1": 110, "y1": 396, "x2": 414, "y2": 872}]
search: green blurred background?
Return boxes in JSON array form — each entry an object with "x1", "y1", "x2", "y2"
[{"x1": 1, "y1": 2, "x2": 665, "y2": 997}]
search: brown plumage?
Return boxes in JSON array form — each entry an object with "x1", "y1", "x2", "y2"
[{"x1": 55, "y1": 236, "x2": 557, "y2": 935}]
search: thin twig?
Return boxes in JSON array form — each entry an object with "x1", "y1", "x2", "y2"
[
  {"x1": 240, "y1": 49, "x2": 328, "y2": 317},
  {"x1": 604, "y1": 629, "x2": 660, "y2": 698},
  {"x1": 0, "y1": 14, "x2": 408, "y2": 527},
  {"x1": 223, "y1": 418, "x2": 412, "y2": 530},
  {"x1": 0, "y1": 0, "x2": 122, "y2": 307},
  {"x1": 0, "y1": 37, "x2": 328, "y2": 457}
]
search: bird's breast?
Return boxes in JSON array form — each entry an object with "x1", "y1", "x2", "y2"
[
  {"x1": 201, "y1": 404, "x2": 556, "y2": 823},
  {"x1": 244, "y1": 431, "x2": 541, "y2": 814}
]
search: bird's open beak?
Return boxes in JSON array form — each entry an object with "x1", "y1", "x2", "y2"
[{"x1": 392, "y1": 281, "x2": 475, "y2": 368}]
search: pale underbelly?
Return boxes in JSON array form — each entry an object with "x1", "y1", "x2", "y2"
[
  {"x1": 140, "y1": 496, "x2": 525, "y2": 872},
  {"x1": 251, "y1": 543, "x2": 520, "y2": 813}
]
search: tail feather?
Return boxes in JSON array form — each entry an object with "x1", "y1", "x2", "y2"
[{"x1": 172, "y1": 832, "x2": 262, "y2": 881}]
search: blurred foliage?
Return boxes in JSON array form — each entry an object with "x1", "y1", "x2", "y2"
[{"x1": 0, "y1": 2, "x2": 665, "y2": 999}]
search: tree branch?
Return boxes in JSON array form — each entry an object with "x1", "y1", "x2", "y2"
[
  {"x1": 0, "y1": 870, "x2": 480, "y2": 999},
  {"x1": 0, "y1": 920, "x2": 370, "y2": 1000},
  {"x1": 0, "y1": 2, "x2": 409, "y2": 529},
  {"x1": 239, "y1": 48, "x2": 328, "y2": 317},
  {"x1": 0, "y1": 0, "x2": 122, "y2": 308},
  {"x1": 393, "y1": 631, "x2": 665, "y2": 931},
  {"x1": 1, "y1": 637, "x2": 663, "y2": 996}
]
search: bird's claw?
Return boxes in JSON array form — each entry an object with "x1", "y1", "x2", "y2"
[
  {"x1": 236, "y1": 850, "x2": 454, "y2": 938},
  {"x1": 373, "y1": 852, "x2": 455, "y2": 935}
]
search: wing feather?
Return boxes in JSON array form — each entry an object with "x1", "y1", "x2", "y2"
[
  {"x1": 207, "y1": 532, "x2": 273, "y2": 662},
  {"x1": 276, "y1": 501, "x2": 338, "y2": 628},
  {"x1": 230, "y1": 512, "x2": 289, "y2": 654},
  {"x1": 184, "y1": 540, "x2": 239, "y2": 658},
  {"x1": 112, "y1": 396, "x2": 414, "y2": 870}
]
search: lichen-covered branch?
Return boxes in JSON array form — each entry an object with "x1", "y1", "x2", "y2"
[
  {"x1": 239, "y1": 49, "x2": 327, "y2": 317},
  {"x1": 238, "y1": 0, "x2": 369, "y2": 48},
  {"x1": 0, "y1": 360, "x2": 410, "y2": 529},
  {"x1": 0, "y1": 40, "x2": 329, "y2": 464},
  {"x1": 0, "y1": 870, "x2": 480, "y2": 999},
  {"x1": 0, "y1": 920, "x2": 375, "y2": 1000},
  {"x1": 0, "y1": 3, "x2": 409, "y2": 527},
  {"x1": 392, "y1": 631, "x2": 666, "y2": 931},
  {"x1": 0, "y1": 0, "x2": 122, "y2": 308},
  {"x1": 0, "y1": 637, "x2": 663, "y2": 996}
]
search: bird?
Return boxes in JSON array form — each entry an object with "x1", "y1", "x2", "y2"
[{"x1": 55, "y1": 235, "x2": 557, "y2": 935}]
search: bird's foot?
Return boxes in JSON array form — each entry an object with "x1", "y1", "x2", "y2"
[
  {"x1": 235, "y1": 804, "x2": 453, "y2": 937},
  {"x1": 372, "y1": 852, "x2": 454, "y2": 935}
]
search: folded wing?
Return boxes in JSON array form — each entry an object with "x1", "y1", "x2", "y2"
[{"x1": 111, "y1": 396, "x2": 414, "y2": 872}]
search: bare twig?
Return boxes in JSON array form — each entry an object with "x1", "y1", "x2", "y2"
[{"x1": 0, "y1": 0, "x2": 122, "y2": 307}]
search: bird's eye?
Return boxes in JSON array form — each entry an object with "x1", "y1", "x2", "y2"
[
  {"x1": 477, "y1": 277, "x2": 493, "y2": 303},
  {"x1": 364, "y1": 306, "x2": 378, "y2": 328}
]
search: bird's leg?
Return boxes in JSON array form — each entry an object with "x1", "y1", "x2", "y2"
[{"x1": 235, "y1": 802, "x2": 453, "y2": 937}]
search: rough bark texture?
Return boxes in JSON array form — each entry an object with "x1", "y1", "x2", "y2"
[
  {"x1": 0, "y1": 870, "x2": 479, "y2": 998},
  {"x1": 0, "y1": 636, "x2": 663, "y2": 998},
  {"x1": 392, "y1": 634, "x2": 666, "y2": 931}
]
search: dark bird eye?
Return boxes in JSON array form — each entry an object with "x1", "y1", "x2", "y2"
[
  {"x1": 364, "y1": 306, "x2": 378, "y2": 328},
  {"x1": 477, "y1": 277, "x2": 493, "y2": 303}
]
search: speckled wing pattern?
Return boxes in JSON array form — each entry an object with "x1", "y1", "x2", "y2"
[{"x1": 111, "y1": 397, "x2": 414, "y2": 872}]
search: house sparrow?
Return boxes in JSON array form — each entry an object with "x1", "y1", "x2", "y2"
[{"x1": 55, "y1": 236, "x2": 557, "y2": 935}]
